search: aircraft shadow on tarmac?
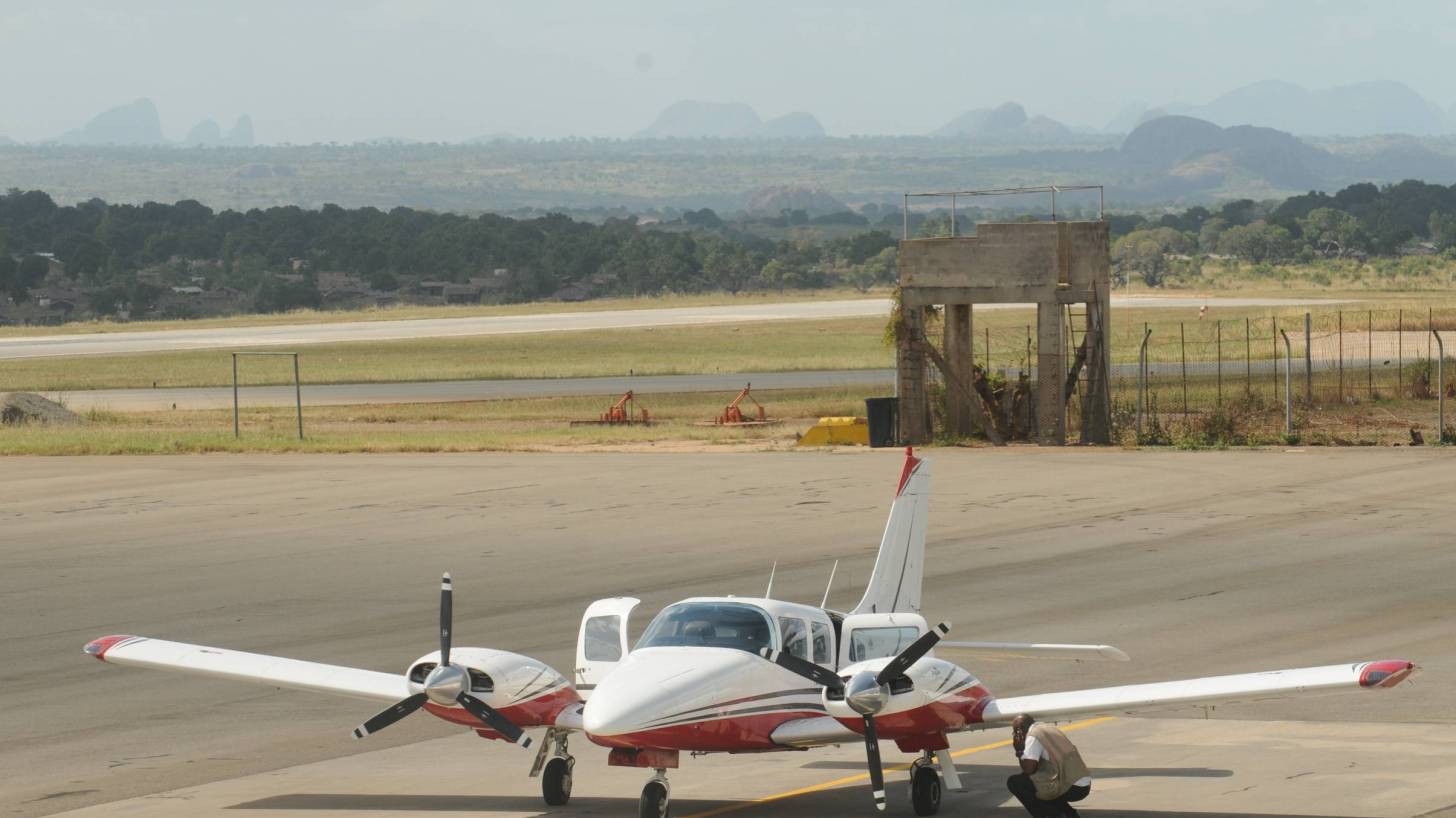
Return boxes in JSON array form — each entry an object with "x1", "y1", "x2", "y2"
[{"x1": 800, "y1": 762, "x2": 1235, "y2": 779}]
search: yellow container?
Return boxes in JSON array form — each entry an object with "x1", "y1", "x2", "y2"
[{"x1": 796, "y1": 416, "x2": 870, "y2": 447}]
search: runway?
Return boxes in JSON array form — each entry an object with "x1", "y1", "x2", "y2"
[
  {"x1": 0, "y1": 296, "x2": 1338, "y2": 359},
  {"x1": 5, "y1": 448, "x2": 1450, "y2": 817}
]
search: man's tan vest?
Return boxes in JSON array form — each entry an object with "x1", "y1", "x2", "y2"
[{"x1": 1027, "y1": 723, "x2": 1091, "y2": 800}]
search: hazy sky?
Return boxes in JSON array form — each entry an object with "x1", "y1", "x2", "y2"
[{"x1": 4, "y1": 0, "x2": 1455, "y2": 144}]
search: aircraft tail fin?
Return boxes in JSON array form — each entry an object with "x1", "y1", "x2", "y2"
[{"x1": 851, "y1": 448, "x2": 930, "y2": 615}]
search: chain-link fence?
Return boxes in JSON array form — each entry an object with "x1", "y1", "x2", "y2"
[{"x1": 1107, "y1": 308, "x2": 1455, "y2": 446}]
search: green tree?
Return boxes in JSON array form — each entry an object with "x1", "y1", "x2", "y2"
[
  {"x1": 1111, "y1": 227, "x2": 1192, "y2": 287},
  {"x1": 1216, "y1": 222, "x2": 1295, "y2": 263},
  {"x1": 1298, "y1": 208, "x2": 1363, "y2": 258},
  {"x1": 1429, "y1": 212, "x2": 1456, "y2": 251}
]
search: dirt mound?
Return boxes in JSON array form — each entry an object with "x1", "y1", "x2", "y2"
[{"x1": 1, "y1": 393, "x2": 82, "y2": 425}]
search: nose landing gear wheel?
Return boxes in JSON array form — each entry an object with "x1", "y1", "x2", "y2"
[
  {"x1": 639, "y1": 780, "x2": 670, "y2": 818},
  {"x1": 542, "y1": 756, "x2": 573, "y2": 806},
  {"x1": 911, "y1": 761, "x2": 941, "y2": 816}
]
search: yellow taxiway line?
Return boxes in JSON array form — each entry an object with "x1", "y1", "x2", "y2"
[{"x1": 680, "y1": 716, "x2": 1115, "y2": 818}]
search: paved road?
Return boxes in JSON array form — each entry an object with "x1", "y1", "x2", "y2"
[
  {"x1": 0, "y1": 296, "x2": 1342, "y2": 359},
  {"x1": 4, "y1": 449, "x2": 1447, "y2": 816}
]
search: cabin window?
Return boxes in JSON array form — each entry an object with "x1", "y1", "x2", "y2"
[
  {"x1": 849, "y1": 626, "x2": 921, "y2": 662},
  {"x1": 811, "y1": 620, "x2": 833, "y2": 665},
  {"x1": 779, "y1": 617, "x2": 809, "y2": 660},
  {"x1": 636, "y1": 601, "x2": 774, "y2": 654},
  {"x1": 583, "y1": 615, "x2": 623, "y2": 661}
]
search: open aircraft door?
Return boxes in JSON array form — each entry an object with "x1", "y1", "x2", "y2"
[
  {"x1": 574, "y1": 597, "x2": 639, "y2": 694},
  {"x1": 838, "y1": 612, "x2": 929, "y2": 668}
]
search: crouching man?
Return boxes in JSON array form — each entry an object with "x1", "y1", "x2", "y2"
[{"x1": 1007, "y1": 714, "x2": 1092, "y2": 817}]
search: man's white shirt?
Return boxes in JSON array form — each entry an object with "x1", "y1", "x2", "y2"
[{"x1": 1022, "y1": 734, "x2": 1092, "y2": 787}]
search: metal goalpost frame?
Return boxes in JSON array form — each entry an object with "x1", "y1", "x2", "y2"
[{"x1": 231, "y1": 351, "x2": 304, "y2": 440}]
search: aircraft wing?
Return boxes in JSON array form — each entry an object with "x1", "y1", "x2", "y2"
[
  {"x1": 938, "y1": 641, "x2": 1130, "y2": 662},
  {"x1": 978, "y1": 659, "x2": 1416, "y2": 724},
  {"x1": 85, "y1": 635, "x2": 411, "y2": 703}
]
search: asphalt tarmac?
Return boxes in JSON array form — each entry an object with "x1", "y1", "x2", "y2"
[
  {"x1": 0, "y1": 296, "x2": 1337, "y2": 359},
  {"x1": 5, "y1": 448, "x2": 1450, "y2": 817}
]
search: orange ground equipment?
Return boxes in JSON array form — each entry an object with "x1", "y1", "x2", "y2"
[
  {"x1": 570, "y1": 391, "x2": 652, "y2": 426},
  {"x1": 698, "y1": 382, "x2": 781, "y2": 427}
]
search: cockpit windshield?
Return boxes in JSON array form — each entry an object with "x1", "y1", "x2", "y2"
[{"x1": 636, "y1": 601, "x2": 775, "y2": 654}]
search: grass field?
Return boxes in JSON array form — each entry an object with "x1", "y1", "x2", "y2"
[{"x1": 0, "y1": 288, "x2": 882, "y2": 338}]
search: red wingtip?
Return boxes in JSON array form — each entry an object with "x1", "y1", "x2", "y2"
[
  {"x1": 896, "y1": 447, "x2": 922, "y2": 497},
  {"x1": 1359, "y1": 660, "x2": 1416, "y2": 688},
  {"x1": 84, "y1": 635, "x2": 136, "y2": 662}
]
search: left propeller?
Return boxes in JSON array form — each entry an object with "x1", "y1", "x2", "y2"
[{"x1": 351, "y1": 573, "x2": 532, "y2": 749}]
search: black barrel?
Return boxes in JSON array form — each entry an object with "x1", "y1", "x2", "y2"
[{"x1": 864, "y1": 397, "x2": 899, "y2": 448}]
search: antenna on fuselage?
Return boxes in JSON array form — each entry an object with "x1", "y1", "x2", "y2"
[
  {"x1": 765, "y1": 561, "x2": 777, "y2": 599},
  {"x1": 820, "y1": 559, "x2": 839, "y2": 608}
]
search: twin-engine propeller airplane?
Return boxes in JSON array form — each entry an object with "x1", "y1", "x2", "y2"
[{"x1": 85, "y1": 449, "x2": 1416, "y2": 818}]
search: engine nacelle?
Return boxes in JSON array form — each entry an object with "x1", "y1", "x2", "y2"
[
  {"x1": 823, "y1": 656, "x2": 991, "y2": 739},
  {"x1": 407, "y1": 647, "x2": 581, "y2": 736}
]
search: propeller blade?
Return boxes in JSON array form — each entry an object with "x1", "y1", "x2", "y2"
[
  {"x1": 457, "y1": 692, "x2": 533, "y2": 749},
  {"x1": 862, "y1": 714, "x2": 886, "y2": 811},
  {"x1": 875, "y1": 622, "x2": 950, "y2": 686},
  {"x1": 351, "y1": 693, "x2": 428, "y2": 739},
  {"x1": 758, "y1": 647, "x2": 845, "y2": 693},
  {"x1": 440, "y1": 573, "x2": 453, "y2": 667}
]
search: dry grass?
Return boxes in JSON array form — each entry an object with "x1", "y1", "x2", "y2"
[
  {"x1": 0, "y1": 288, "x2": 882, "y2": 338},
  {"x1": 0, "y1": 387, "x2": 880, "y2": 455}
]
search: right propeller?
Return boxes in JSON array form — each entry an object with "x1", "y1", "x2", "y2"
[
  {"x1": 351, "y1": 573, "x2": 532, "y2": 749},
  {"x1": 761, "y1": 621, "x2": 950, "y2": 811}
]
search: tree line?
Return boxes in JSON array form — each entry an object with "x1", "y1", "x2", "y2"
[
  {"x1": 0, "y1": 190, "x2": 898, "y2": 313},
  {"x1": 1111, "y1": 180, "x2": 1456, "y2": 286}
]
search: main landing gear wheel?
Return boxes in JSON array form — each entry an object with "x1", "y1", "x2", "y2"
[
  {"x1": 639, "y1": 779, "x2": 670, "y2": 818},
  {"x1": 910, "y1": 760, "x2": 942, "y2": 816},
  {"x1": 542, "y1": 756, "x2": 573, "y2": 806}
]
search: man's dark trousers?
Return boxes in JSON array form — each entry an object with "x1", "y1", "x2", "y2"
[{"x1": 1006, "y1": 774, "x2": 1090, "y2": 817}]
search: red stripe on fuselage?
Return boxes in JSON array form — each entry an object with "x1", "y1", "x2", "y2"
[{"x1": 588, "y1": 709, "x2": 825, "y2": 752}]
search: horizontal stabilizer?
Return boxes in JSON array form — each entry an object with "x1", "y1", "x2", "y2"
[
  {"x1": 980, "y1": 660, "x2": 1416, "y2": 724},
  {"x1": 939, "y1": 641, "x2": 1130, "y2": 663}
]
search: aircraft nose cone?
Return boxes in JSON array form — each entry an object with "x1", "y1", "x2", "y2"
[{"x1": 583, "y1": 648, "x2": 752, "y2": 741}]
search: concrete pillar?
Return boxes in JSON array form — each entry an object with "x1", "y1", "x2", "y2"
[
  {"x1": 942, "y1": 304, "x2": 973, "y2": 437},
  {"x1": 898, "y1": 306, "x2": 930, "y2": 444},
  {"x1": 1080, "y1": 293, "x2": 1112, "y2": 444},
  {"x1": 1036, "y1": 301, "x2": 1065, "y2": 445}
]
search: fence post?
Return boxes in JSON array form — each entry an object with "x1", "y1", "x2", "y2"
[
  {"x1": 1435, "y1": 330, "x2": 1446, "y2": 444},
  {"x1": 1245, "y1": 317, "x2": 1251, "y2": 394},
  {"x1": 1398, "y1": 308, "x2": 1404, "y2": 398},
  {"x1": 1337, "y1": 310, "x2": 1344, "y2": 402},
  {"x1": 1310, "y1": 310, "x2": 1322, "y2": 401},
  {"x1": 293, "y1": 353, "x2": 304, "y2": 440},
  {"x1": 985, "y1": 326, "x2": 990, "y2": 372},
  {"x1": 232, "y1": 353, "x2": 240, "y2": 438},
  {"x1": 1180, "y1": 322, "x2": 1188, "y2": 420},
  {"x1": 1280, "y1": 329, "x2": 1293, "y2": 437},
  {"x1": 1216, "y1": 319, "x2": 1222, "y2": 407},
  {"x1": 1137, "y1": 327, "x2": 1152, "y2": 440},
  {"x1": 1367, "y1": 310, "x2": 1373, "y2": 399}
]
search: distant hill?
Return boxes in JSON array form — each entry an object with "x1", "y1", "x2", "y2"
[
  {"x1": 223, "y1": 115, "x2": 255, "y2": 147},
  {"x1": 54, "y1": 98, "x2": 165, "y2": 145},
  {"x1": 0, "y1": 135, "x2": 15, "y2": 147},
  {"x1": 638, "y1": 101, "x2": 825, "y2": 139},
  {"x1": 1160, "y1": 80, "x2": 1449, "y2": 136},
  {"x1": 184, "y1": 119, "x2": 222, "y2": 146},
  {"x1": 758, "y1": 112, "x2": 825, "y2": 139},
  {"x1": 933, "y1": 102, "x2": 1073, "y2": 142}
]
